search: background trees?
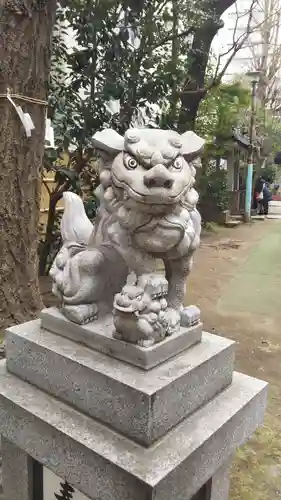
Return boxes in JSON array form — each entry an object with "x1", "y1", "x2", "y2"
[
  {"x1": 40, "y1": 0, "x2": 248, "y2": 274},
  {"x1": 196, "y1": 81, "x2": 251, "y2": 222},
  {"x1": 247, "y1": 0, "x2": 281, "y2": 114},
  {"x1": 49, "y1": 0, "x2": 258, "y2": 143}
]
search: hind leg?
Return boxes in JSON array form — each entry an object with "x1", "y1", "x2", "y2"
[
  {"x1": 163, "y1": 254, "x2": 194, "y2": 334},
  {"x1": 51, "y1": 247, "x2": 106, "y2": 324}
]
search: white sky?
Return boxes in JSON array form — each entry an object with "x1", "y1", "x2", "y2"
[{"x1": 212, "y1": 0, "x2": 264, "y2": 81}]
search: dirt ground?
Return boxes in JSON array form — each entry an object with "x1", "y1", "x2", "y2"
[
  {"x1": 41, "y1": 220, "x2": 281, "y2": 499},
  {"x1": 186, "y1": 220, "x2": 281, "y2": 500}
]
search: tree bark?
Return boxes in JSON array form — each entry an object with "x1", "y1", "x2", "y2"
[
  {"x1": 178, "y1": 0, "x2": 236, "y2": 132},
  {"x1": 178, "y1": 19, "x2": 219, "y2": 132},
  {"x1": 0, "y1": 0, "x2": 56, "y2": 331}
]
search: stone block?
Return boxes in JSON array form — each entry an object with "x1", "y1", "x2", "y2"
[
  {"x1": 0, "y1": 366, "x2": 267, "y2": 500},
  {"x1": 181, "y1": 305, "x2": 201, "y2": 327},
  {"x1": 6, "y1": 321, "x2": 235, "y2": 446},
  {"x1": 209, "y1": 460, "x2": 231, "y2": 500},
  {"x1": 190, "y1": 459, "x2": 231, "y2": 500},
  {"x1": 1, "y1": 437, "x2": 34, "y2": 500},
  {"x1": 40, "y1": 307, "x2": 202, "y2": 370}
]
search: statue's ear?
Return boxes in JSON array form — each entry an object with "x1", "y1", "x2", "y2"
[
  {"x1": 180, "y1": 131, "x2": 205, "y2": 161},
  {"x1": 92, "y1": 129, "x2": 124, "y2": 154}
]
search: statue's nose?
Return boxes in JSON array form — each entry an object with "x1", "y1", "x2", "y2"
[{"x1": 143, "y1": 164, "x2": 174, "y2": 189}]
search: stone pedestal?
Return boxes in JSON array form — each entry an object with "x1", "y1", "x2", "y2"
[{"x1": 0, "y1": 308, "x2": 267, "y2": 500}]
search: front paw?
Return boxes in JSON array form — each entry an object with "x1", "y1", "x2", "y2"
[
  {"x1": 164, "y1": 308, "x2": 181, "y2": 336},
  {"x1": 138, "y1": 338, "x2": 155, "y2": 347},
  {"x1": 62, "y1": 304, "x2": 98, "y2": 325}
]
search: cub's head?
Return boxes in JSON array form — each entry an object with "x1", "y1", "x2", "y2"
[{"x1": 93, "y1": 128, "x2": 205, "y2": 210}]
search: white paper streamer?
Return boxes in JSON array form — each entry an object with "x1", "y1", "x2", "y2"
[
  {"x1": 45, "y1": 117, "x2": 55, "y2": 148},
  {"x1": 7, "y1": 91, "x2": 35, "y2": 137}
]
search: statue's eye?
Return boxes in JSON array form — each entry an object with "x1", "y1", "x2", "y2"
[
  {"x1": 124, "y1": 155, "x2": 138, "y2": 170},
  {"x1": 173, "y1": 157, "x2": 183, "y2": 170}
]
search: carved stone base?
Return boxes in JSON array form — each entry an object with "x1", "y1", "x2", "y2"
[
  {"x1": 6, "y1": 319, "x2": 234, "y2": 445},
  {"x1": 0, "y1": 364, "x2": 267, "y2": 500},
  {"x1": 0, "y1": 312, "x2": 268, "y2": 500},
  {"x1": 40, "y1": 307, "x2": 203, "y2": 370}
]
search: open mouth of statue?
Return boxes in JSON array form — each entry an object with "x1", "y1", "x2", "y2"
[
  {"x1": 112, "y1": 174, "x2": 187, "y2": 205},
  {"x1": 114, "y1": 304, "x2": 137, "y2": 313}
]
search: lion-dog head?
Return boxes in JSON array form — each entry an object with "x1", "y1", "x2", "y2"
[{"x1": 93, "y1": 128, "x2": 204, "y2": 216}]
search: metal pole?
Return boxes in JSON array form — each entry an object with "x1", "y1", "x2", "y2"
[{"x1": 244, "y1": 80, "x2": 257, "y2": 222}]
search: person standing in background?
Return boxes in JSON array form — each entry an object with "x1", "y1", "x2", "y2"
[
  {"x1": 253, "y1": 176, "x2": 265, "y2": 215},
  {"x1": 253, "y1": 176, "x2": 272, "y2": 216},
  {"x1": 261, "y1": 182, "x2": 272, "y2": 216}
]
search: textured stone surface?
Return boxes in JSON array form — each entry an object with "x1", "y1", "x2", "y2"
[
  {"x1": 209, "y1": 460, "x2": 231, "y2": 500},
  {"x1": 0, "y1": 366, "x2": 267, "y2": 500},
  {"x1": 190, "y1": 460, "x2": 231, "y2": 500},
  {"x1": 6, "y1": 321, "x2": 234, "y2": 445},
  {"x1": 180, "y1": 305, "x2": 201, "y2": 327},
  {"x1": 40, "y1": 308, "x2": 202, "y2": 369},
  {"x1": 1, "y1": 437, "x2": 33, "y2": 500}
]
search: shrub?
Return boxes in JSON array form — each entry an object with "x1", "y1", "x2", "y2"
[{"x1": 197, "y1": 161, "x2": 230, "y2": 224}]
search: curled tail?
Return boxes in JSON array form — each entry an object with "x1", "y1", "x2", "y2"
[{"x1": 61, "y1": 192, "x2": 94, "y2": 245}]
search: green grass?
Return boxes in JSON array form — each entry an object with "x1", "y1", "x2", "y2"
[
  {"x1": 218, "y1": 223, "x2": 281, "y2": 499},
  {"x1": 231, "y1": 388, "x2": 281, "y2": 500},
  {"x1": 219, "y1": 232, "x2": 281, "y2": 314}
]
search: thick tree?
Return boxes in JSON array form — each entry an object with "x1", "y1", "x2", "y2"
[{"x1": 0, "y1": 0, "x2": 56, "y2": 331}]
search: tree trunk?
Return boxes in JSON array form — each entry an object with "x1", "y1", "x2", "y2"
[
  {"x1": 178, "y1": 0, "x2": 236, "y2": 132},
  {"x1": 0, "y1": 0, "x2": 56, "y2": 331},
  {"x1": 178, "y1": 19, "x2": 218, "y2": 132}
]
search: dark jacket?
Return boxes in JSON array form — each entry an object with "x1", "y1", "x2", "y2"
[
  {"x1": 253, "y1": 178, "x2": 271, "y2": 209},
  {"x1": 263, "y1": 184, "x2": 272, "y2": 202},
  {"x1": 255, "y1": 177, "x2": 265, "y2": 194}
]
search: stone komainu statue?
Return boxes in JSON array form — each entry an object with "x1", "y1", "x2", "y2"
[{"x1": 50, "y1": 128, "x2": 205, "y2": 346}]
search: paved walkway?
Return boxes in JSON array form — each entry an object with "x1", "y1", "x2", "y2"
[{"x1": 219, "y1": 220, "x2": 281, "y2": 315}]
